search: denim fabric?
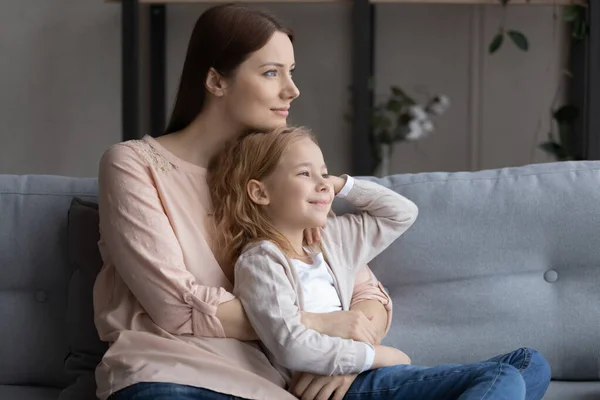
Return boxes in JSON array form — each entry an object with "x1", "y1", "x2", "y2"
[
  {"x1": 109, "y1": 382, "x2": 250, "y2": 400},
  {"x1": 346, "y1": 347, "x2": 550, "y2": 400},
  {"x1": 108, "y1": 347, "x2": 550, "y2": 400}
]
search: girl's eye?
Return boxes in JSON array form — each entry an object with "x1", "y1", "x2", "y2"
[
  {"x1": 264, "y1": 70, "x2": 277, "y2": 77},
  {"x1": 299, "y1": 171, "x2": 309, "y2": 177},
  {"x1": 289, "y1": 68, "x2": 295, "y2": 77}
]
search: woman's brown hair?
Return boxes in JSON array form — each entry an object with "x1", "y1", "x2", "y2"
[
  {"x1": 207, "y1": 126, "x2": 317, "y2": 269},
  {"x1": 163, "y1": 4, "x2": 294, "y2": 136}
]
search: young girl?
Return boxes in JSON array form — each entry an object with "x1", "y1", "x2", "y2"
[
  {"x1": 208, "y1": 125, "x2": 417, "y2": 380},
  {"x1": 207, "y1": 126, "x2": 551, "y2": 400}
]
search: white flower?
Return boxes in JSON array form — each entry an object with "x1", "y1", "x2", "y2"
[
  {"x1": 405, "y1": 119, "x2": 424, "y2": 141},
  {"x1": 426, "y1": 95, "x2": 450, "y2": 116},
  {"x1": 408, "y1": 105, "x2": 428, "y2": 121},
  {"x1": 421, "y1": 119, "x2": 435, "y2": 134}
]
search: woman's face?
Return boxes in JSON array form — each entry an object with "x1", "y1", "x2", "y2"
[{"x1": 224, "y1": 31, "x2": 300, "y2": 132}]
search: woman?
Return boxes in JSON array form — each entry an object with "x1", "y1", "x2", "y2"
[
  {"x1": 94, "y1": 4, "x2": 551, "y2": 400},
  {"x1": 95, "y1": 5, "x2": 388, "y2": 400}
]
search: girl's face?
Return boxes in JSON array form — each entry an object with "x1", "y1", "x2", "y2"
[
  {"x1": 251, "y1": 137, "x2": 334, "y2": 232},
  {"x1": 223, "y1": 31, "x2": 300, "y2": 132}
]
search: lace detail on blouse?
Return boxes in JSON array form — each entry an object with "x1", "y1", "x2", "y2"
[{"x1": 129, "y1": 139, "x2": 178, "y2": 172}]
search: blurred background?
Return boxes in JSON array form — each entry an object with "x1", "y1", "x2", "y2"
[{"x1": 0, "y1": 0, "x2": 596, "y2": 177}]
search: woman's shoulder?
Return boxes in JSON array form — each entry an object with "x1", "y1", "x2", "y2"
[{"x1": 100, "y1": 137, "x2": 177, "y2": 174}]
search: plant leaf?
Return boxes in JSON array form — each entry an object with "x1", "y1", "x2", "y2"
[
  {"x1": 553, "y1": 104, "x2": 579, "y2": 123},
  {"x1": 489, "y1": 32, "x2": 504, "y2": 54},
  {"x1": 390, "y1": 86, "x2": 404, "y2": 97},
  {"x1": 390, "y1": 86, "x2": 415, "y2": 103},
  {"x1": 386, "y1": 99, "x2": 402, "y2": 113},
  {"x1": 507, "y1": 30, "x2": 529, "y2": 51},
  {"x1": 558, "y1": 122, "x2": 576, "y2": 159},
  {"x1": 538, "y1": 141, "x2": 567, "y2": 160},
  {"x1": 575, "y1": 21, "x2": 588, "y2": 41},
  {"x1": 562, "y1": 5, "x2": 580, "y2": 22}
]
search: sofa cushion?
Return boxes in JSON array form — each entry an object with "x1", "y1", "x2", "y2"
[
  {"x1": 62, "y1": 198, "x2": 107, "y2": 399},
  {"x1": 0, "y1": 385, "x2": 62, "y2": 400},
  {"x1": 0, "y1": 175, "x2": 97, "y2": 388},
  {"x1": 333, "y1": 161, "x2": 600, "y2": 381},
  {"x1": 543, "y1": 381, "x2": 600, "y2": 400}
]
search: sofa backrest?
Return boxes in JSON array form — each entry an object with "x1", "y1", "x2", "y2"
[
  {"x1": 0, "y1": 175, "x2": 97, "y2": 388},
  {"x1": 2, "y1": 160, "x2": 599, "y2": 388},
  {"x1": 333, "y1": 161, "x2": 600, "y2": 381}
]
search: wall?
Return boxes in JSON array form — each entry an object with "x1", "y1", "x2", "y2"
[
  {"x1": 0, "y1": 0, "x2": 121, "y2": 177},
  {"x1": 376, "y1": 4, "x2": 570, "y2": 174},
  {"x1": 0, "y1": 1, "x2": 569, "y2": 177}
]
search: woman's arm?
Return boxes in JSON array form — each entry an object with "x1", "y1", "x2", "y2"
[
  {"x1": 99, "y1": 144, "x2": 253, "y2": 340},
  {"x1": 349, "y1": 300, "x2": 387, "y2": 344},
  {"x1": 216, "y1": 298, "x2": 258, "y2": 340},
  {"x1": 349, "y1": 265, "x2": 393, "y2": 342}
]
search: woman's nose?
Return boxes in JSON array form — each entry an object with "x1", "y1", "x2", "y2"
[{"x1": 282, "y1": 77, "x2": 300, "y2": 100}]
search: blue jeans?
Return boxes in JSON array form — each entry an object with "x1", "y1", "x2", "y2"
[{"x1": 108, "y1": 347, "x2": 550, "y2": 400}]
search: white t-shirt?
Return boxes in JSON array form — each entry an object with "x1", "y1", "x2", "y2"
[{"x1": 291, "y1": 250, "x2": 375, "y2": 372}]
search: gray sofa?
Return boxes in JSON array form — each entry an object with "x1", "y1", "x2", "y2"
[{"x1": 1, "y1": 160, "x2": 599, "y2": 400}]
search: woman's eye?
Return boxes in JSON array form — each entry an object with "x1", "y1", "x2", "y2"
[
  {"x1": 264, "y1": 70, "x2": 277, "y2": 77},
  {"x1": 322, "y1": 173, "x2": 330, "y2": 178}
]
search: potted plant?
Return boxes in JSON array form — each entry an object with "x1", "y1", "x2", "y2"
[{"x1": 368, "y1": 86, "x2": 450, "y2": 176}]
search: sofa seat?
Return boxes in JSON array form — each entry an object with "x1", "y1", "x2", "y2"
[
  {"x1": 0, "y1": 385, "x2": 61, "y2": 400},
  {"x1": 544, "y1": 381, "x2": 600, "y2": 400}
]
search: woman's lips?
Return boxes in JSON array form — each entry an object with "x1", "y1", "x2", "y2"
[{"x1": 272, "y1": 108, "x2": 289, "y2": 117}]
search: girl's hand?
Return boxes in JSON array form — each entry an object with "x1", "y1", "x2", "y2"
[
  {"x1": 328, "y1": 175, "x2": 347, "y2": 195},
  {"x1": 304, "y1": 227, "x2": 323, "y2": 246},
  {"x1": 301, "y1": 309, "x2": 378, "y2": 345},
  {"x1": 290, "y1": 372, "x2": 358, "y2": 400}
]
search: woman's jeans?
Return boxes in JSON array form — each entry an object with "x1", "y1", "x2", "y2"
[{"x1": 109, "y1": 347, "x2": 551, "y2": 400}]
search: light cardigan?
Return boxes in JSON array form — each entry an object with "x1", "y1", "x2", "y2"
[{"x1": 233, "y1": 177, "x2": 418, "y2": 382}]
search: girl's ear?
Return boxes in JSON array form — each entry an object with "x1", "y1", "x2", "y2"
[{"x1": 247, "y1": 179, "x2": 270, "y2": 205}]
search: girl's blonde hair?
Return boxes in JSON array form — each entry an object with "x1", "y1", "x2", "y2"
[{"x1": 207, "y1": 125, "x2": 318, "y2": 269}]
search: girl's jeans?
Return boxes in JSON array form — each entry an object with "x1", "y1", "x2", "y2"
[{"x1": 109, "y1": 347, "x2": 551, "y2": 400}]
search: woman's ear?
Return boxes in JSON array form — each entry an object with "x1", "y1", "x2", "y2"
[
  {"x1": 247, "y1": 180, "x2": 270, "y2": 205},
  {"x1": 205, "y1": 67, "x2": 228, "y2": 97}
]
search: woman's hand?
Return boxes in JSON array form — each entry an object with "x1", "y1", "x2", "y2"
[
  {"x1": 301, "y1": 309, "x2": 378, "y2": 345},
  {"x1": 290, "y1": 372, "x2": 358, "y2": 400},
  {"x1": 372, "y1": 345, "x2": 411, "y2": 368}
]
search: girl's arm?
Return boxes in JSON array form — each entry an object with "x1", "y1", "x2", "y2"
[
  {"x1": 234, "y1": 243, "x2": 376, "y2": 376},
  {"x1": 324, "y1": 175, "x2": 418, "y2": 277},
  {"x1": 302, "y1": 266, "x2": 392, "y2": 345}
]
